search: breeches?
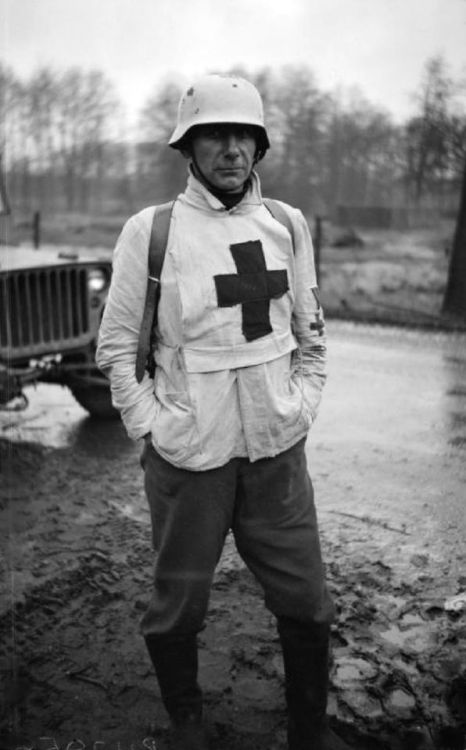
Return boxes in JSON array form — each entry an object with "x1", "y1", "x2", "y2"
[{"x1": 140, "y1": 438, "x2": 335, "y2": 637}]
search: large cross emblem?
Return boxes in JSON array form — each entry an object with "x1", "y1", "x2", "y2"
[{"x1": 214, "y1": 240, "x2": 289, "y2": 341}]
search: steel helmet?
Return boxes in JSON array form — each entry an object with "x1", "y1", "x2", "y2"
[{"x1": 168, "y1": 74, "x2": 270, "y2": 158}]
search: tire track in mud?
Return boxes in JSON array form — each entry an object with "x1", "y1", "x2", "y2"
[{"x1": 1, "y1": 436, "x2": 465, "y2": 749}]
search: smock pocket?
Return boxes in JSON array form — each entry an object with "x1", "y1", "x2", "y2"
[
  {"x1": 153, "y1": 388, "x2": 201, "y2": 463},
  {"x1": 152, "y1": 348, "x2": 201, "y2": 464},
  {"x1": 262, "y1": 354, "x2": 312, "y2": 445},
  {"x1": 286, "y1": 370, "x2": 313, "y2": 432}
]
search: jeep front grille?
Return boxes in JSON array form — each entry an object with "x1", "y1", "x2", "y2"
[{"x1": 0, "y1": 266, "x2": 91, "y2": 357}]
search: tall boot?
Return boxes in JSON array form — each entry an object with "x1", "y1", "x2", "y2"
[
  {"x1": 144, "y1": 633, "x2": 210, "y2": 750},
  {"x1": 277, "y1": 617, "x2": 351, "y2": 750}
]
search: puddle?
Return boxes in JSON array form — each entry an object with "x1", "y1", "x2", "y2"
[{"x1": 0, "y1": 384, "x2": 87, "y2": 449}]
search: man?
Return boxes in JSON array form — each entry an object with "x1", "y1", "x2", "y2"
[{"x1": 97, "y1": 74, "x2": 351, "y2": 750}]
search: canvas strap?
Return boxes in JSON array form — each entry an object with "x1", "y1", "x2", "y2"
[
  {"x1": 135, "y1": 201, "x2": 174, "y2": 383},
  {"x1": 263, "y1": 197, "x2": 296, "y2": 253}
]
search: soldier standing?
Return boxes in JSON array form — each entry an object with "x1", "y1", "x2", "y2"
[{"x1": 97, "y1": 74, "x2": 351, "y2": 750}]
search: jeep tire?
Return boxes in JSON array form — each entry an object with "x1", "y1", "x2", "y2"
[{"x1": 68, "y1": 380, "x2": 119, "y2": 419}]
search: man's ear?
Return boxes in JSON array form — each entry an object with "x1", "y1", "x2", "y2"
[{"x1": 254, "y1": 145, "x2": 265, "y2": 163}]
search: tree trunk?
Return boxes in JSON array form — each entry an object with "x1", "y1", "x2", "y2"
[{"x1": 443, "y1": 159, "x2": 466, "y2": 318}]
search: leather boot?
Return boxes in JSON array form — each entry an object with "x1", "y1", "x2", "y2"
[
  {"x1": 144, "y1": 633, "x2": 210, "y2": 750},
  {"x1": 277, "y1": 617, "x2": 351, "y2": 750}
]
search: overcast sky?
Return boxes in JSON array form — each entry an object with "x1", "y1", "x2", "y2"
[{"x1": 2, "y1": 0, "x2": 466, "y2": 125}]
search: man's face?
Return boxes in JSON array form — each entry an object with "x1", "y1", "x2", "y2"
[{"x1": 188, "y1": 123, "x2": 257, "y2": 193}]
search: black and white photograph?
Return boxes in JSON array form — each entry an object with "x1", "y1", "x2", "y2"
[{"x1": 1, "y1": 1, "x2": 466, "y2": 749}]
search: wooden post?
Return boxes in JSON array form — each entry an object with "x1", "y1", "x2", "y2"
[{"x1": 33, "y1": 210, "x2": 41, "y2": 249}]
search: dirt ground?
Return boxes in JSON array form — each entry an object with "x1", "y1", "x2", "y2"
[{"x1": 1, "y1": 401, "x2": 465, "y2": 750}]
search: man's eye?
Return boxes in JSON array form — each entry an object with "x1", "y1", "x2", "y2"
[
  {"x1": 230, "y1": 127, "x2": 249, "y2": 140},
  {"x1": 206, "y1": 128, "x2": 222, "y2": 139}
]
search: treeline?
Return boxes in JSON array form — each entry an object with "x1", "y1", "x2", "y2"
[{"x1": 1, "y1": 56, "x2": 465, "y2": 218}]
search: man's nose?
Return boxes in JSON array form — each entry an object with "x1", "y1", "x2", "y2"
[{"x1": 224, "y1": 134, "x2": 241, "y2": 157}]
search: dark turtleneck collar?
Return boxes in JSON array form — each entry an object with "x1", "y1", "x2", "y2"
[{"x1": 209, "y1": 180, "x2": 250, "y2": 209}]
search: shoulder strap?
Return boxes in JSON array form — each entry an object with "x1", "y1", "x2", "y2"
[
  {"x1": 263, "y1": 197, "x2": 296, "y2": 254},
  {"x1": 147, "y1": 201, "x2": 175, "y2": 280},
  {"x1": 135, "y1": 201, "x2": 175, "y2": 383}
]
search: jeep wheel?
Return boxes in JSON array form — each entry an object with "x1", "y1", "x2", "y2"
[{"x1": 68, "y1": 380, "x2": 119, "y2": 419}]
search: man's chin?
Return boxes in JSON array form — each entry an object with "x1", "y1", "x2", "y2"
[{"x1": 215, "y1": 176, "x2": 246, "y2": 193}]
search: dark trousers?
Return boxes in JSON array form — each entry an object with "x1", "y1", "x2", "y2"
[{"x1": 140, "y1": 438, "x2": 334, "y2": 637}]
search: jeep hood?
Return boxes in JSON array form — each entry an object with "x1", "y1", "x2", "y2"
[{"x1": 0, "y1": 244, "x2": 112, "y2": 272}]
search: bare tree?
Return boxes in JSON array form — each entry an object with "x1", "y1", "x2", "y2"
[
  {"x1": 448, "y1": 113, "x2": 466, "y2": 181},
  {"x1": 55, "y1": 67, "x2": 120, "y2": 211},
  {"x1": 1, "y1": 63, "x2": 124, "y2": 213},
  {"x1": 225, "y1": 67, "x2": 401, "y2": 217},
  {"x1": 137, "y1": 80, "x2": 186, "y2": 203},
  {"x1": 0, "y1": 64, "x2": 15, "y2": 158},
  {"x1": 140, "y1": 80, "x2": 182, "y2": 143},
  {"x1": 0, "y1": 63, "x2": 31, "y2": 210},
  {"x1": 263, "y1": 66, "x2": 332, "y2": 213},
  {"x1": 443, "y1": 158, "x2": 466, "y2": 318},
  {"x1": 4, "y1": 57, "x2": 462, "y2": 224},
  {"x1": 324, "y1": 91, "x2": 401, "y2": 214},
  {"x1": 26, "y1": 68, "x2": 59, "y2": 209},
  {"x1": 404, "y1": 56, "x2": 466, "y2": 205}
]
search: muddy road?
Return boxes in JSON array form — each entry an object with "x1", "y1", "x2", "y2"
[{"x1": 1, "y1": 321, "x2": 465, "y2": 750}]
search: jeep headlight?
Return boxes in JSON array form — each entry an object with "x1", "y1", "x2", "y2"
[{"x1": 87, "y1": 268, "x2": 108, "y2": 292}]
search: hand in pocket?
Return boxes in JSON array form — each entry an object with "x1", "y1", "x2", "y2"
[{"x1": 140, "y1": 434, "x2": 152, "y2": 470}]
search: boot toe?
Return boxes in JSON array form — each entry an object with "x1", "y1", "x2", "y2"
[
  {"x1": 314, "y1": 725, "x2": 352, "y2": 750},
  {"x1": 289, "y1": 723, "x2": 353, "y2": 750},
  {"x1": 171, "y1": 714, "x2": 210, "y2": 750}
]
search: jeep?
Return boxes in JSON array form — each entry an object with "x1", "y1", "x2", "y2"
[{"x1": 0, "y1": 240, "x2": 117, "y2": 418}]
